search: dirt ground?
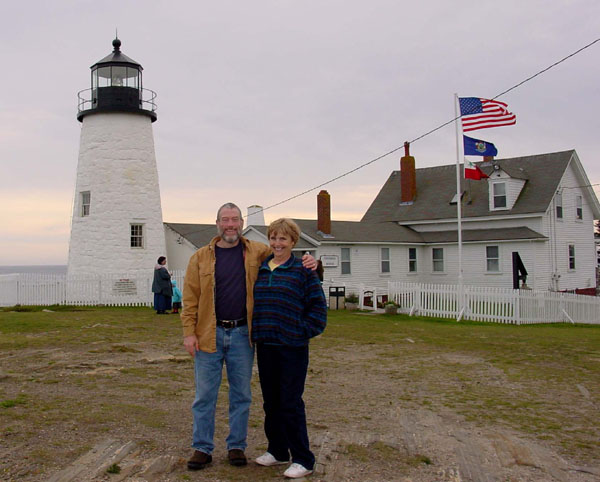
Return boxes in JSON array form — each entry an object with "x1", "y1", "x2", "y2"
[{"x1": 1, "y1": 311, "x2": 599, "y2": 482}]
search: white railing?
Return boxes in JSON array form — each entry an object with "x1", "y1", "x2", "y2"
[
  {"x1": 2, "y1": 274, "x2": 598, "y2": 324},
  {"x1": 0, "y1": 270, "x2": 186, "y2": 307},
  {"x1": 386, "y1": 282, "x2": 600, "y2": 325}
]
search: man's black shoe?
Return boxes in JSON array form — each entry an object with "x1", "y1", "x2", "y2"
[
  {"x1": 228, "y1": 449, "x2": 248, "y2": 467},
  {"x1": 188, "y1": 450, "x2": 212, "y2": 470}
]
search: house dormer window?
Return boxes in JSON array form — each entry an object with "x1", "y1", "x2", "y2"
[
  {"x1": 341, "y1": 247, "x2": 351, "y2": 275},
  {"x1": 568, "y1": 244, "x2": 576, "y2": 270},
  {"x1": 555, "y1": 192, "x2": 563, "y2": 219},
  {"x1": 576, "y1": 195, "x2": 583, "y2": 220},
  {"x1": 380, "y1": 247, "x2": 390, "y2": 273},
  {"x1": 492, "y1": 182, "x2": 507, "y2": 209}
]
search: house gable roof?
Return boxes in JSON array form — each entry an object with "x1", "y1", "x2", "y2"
[
  {"x1": 362, "y1": 150, "x2": 575, "y2": 223},
  {"x1": 164, "y1": 222, "x2": 215, "y2": 249},
  {"x1": 169, "y1": 220, "x2": 545, "y2": 247},
  {"x1": 420, "y1": 227, "x2": 547, "y2": 244},
  {"x1": 291, "y1": 219, "x2": 424, "y2": 244}
]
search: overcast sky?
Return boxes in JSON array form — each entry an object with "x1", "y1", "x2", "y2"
[{"x1": 1, "y1": 0, "x2": 599, "y2": 265}]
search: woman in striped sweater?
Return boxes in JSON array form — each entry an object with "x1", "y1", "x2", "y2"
[{"x1": 252, "y1": 218, "x2": 327, "y2": 479}]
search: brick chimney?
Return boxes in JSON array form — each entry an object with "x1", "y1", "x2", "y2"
[
  {"x1": 400, "y1": 142, "x2": 416, "y2": 203},
  {"x1": 317, "y1": 190, "x2": 331, "y2": 235}
]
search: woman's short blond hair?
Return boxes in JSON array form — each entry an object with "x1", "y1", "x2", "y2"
[{"x1": 267, "y1": 218, "x2": 301, "y2": 246}]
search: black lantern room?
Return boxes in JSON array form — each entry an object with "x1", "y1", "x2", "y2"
[{"x1": 77, "y1": 38, "x2": 157, "y2": 122}]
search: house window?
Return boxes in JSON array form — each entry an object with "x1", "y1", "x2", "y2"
[
  {"x1": 432, "y1": 248, "x2": 444, "y2": 272},
  {"x1": 493, "y1": 182, "x2": 507, "y2": 208},
  {"x1": 341, "y1": 247, "x2": 351, "y2": 275},
  {"x1": 381, "y1": 248, "x2": 390, "y2": 273},
  {"x1": 130, "y1": 224, "x2": 144, "y2": 248},
  {"x1": 568, "y1": 244, "x2": 575, "y2": 270},
  {"x1": 555, "y1": 192, "x2": 563, "y2": 219},
  {"x1": 408, "y1": 247, "x2": 417, "y2": 272},
  {"x1": 486, "y1": 245, "x2": 500, "y2": 272},
  {"x1": 576, "y1": 196, "x2": 583, "y2": 220},
  {"x1": 80, "y1": 191, "x2": 91, "y2": 217}
]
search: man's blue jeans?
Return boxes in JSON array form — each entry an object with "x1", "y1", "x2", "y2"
[{"x1": 191, "y1": 325, "x2": 254, "y2": 454}]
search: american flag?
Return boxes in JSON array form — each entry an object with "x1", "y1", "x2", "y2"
[{"x1": 459, "y1": 97, "x2": 516, "y2": 132}]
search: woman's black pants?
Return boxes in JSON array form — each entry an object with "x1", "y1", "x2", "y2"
[{"x1": 256, "y1": 343, "x2": 315, "y2": 470}]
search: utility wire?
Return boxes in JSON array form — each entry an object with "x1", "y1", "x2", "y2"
[
  {"x1": 258, "y1": 37, "x2": 600, "y2": 214},
  {"x1": 181, "y1": 37, "x2": 600, "y2": 236}
]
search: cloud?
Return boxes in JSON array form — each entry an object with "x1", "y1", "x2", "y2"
[{"x1": 0, "y1": 189, "x2": 71, "y2": 264}]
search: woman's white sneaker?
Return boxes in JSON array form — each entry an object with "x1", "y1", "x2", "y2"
[
  {"x1": 284, "y1": 463, "x2": 313, "y2": 478},
  {"x1": 255, "y1": 452, "x2": 288, "y2": 466}
]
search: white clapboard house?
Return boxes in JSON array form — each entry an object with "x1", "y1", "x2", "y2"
[{"x1": 165, "y1": 149, "x2": 599, "y2": 293}]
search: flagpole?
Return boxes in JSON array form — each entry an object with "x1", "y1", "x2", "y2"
[{"x1": 454, "y1": 94, "x2": 465, "y2": 320}]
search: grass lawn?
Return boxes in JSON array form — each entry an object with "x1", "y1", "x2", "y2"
[{"x1": 0, "y1": 306, "x2": 598, "y2": 480}]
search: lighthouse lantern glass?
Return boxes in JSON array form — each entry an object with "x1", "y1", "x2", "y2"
[
  {"x1": 125, "y1": 67, "x2": 139, "y2": 89},
  {"x1": 97, "y1": 67, "x2": 111, "y2": 87},
  {"x1": 111, "y1": 66, "x2": 127, "y2": 86}
]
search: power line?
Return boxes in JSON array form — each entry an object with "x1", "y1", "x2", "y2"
[
  {"x1": 257, "y1": 37, "x2": 600, "y2": 215},
  {"x1": 562, "y1": 183, "x2": 600, "y2": 190}
]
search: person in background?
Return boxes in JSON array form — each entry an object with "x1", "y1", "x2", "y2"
[
  {"x1": 152, "y1": 256, "x2": 172, "y2": 315},
  {"x1": 252, "y1": 218, "x2": 327, "y2": 479},
  {"x1": 171, "y1": 279, "x2": 182, "y2": 314},
  {"x1": 316, "y1": 259, "x2": 324, "y2": 283},
  {"x1": 181, "y1": 203, "x2": 317, "y2": 471}
]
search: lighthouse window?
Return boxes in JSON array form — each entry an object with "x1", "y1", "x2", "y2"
[
  {"x1": 111, "y1": 66, "x2": 127, "y2": 87},
  {"x1": 125, "y1": 67, "x2": 139, "y2": 88},
  {"x1": 80, "y1": 191, "x2": 91, "y2": 217},
  {"x1": 97, "y1": 67, "x2": 111, "y2": 87},
  {"x1": 130, "y1": 224, "x2": 144, "y2": 248}
]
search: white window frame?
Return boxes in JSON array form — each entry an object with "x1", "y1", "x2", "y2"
[
  {"x1": 380, "y1": 247, "x2": 390, "y2": 274},
  {"x1": 568, "y1": 244, "x2": 575, "y2": 270},
  {"x1": 432, "y1": 248, "x2": 444, "y2": 272},
  {"x1": 341, "y1": 247, "x2": 351, "y2": 275},
  {"x1": 130, "y1": 223, "x2": 144, "y2": 248},
  {"x1": 576, "y1": 195, "x2": 583, "y2": 220},
  {"x1": 555, "y1": 192, "x2": 563, "y2": 219},
  {"x1": 486, "y1": 245, "x2": 500, "y2": 272},
  {"x1": 492, "y1": 182, "x2": 507, "y2": 209},
  {"x1": 408, "y1": 247, "x2": 417, "y2": 273},
  {"x1": 80, "y1": 191, "x2": 91, "y2": 217}
]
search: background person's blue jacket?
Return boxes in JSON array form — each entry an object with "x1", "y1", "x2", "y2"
[{"x1": 172, "y1": 280, "x2": 182, "y2": 303}]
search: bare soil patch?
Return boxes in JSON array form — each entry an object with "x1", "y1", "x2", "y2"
[{"x1": 1, "y1": 308, "x2": 599, "y2": 481}]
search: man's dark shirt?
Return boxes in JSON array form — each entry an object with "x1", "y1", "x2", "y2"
[{"x1": 215, "y1": 242, "x2": 247, "y2": 320}]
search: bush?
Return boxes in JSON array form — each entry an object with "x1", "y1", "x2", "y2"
[{"x1": 345, "y1": 293, "x2": 359, "y2": 303}]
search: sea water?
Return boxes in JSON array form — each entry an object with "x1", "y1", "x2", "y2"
[{"x1": 0, "y1": 265, "x2": 68, "y2": 275}]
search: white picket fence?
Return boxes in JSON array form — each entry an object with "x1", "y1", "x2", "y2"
[
  {"x1": 0, "y1": 270, "x2": 186, "y2": 307},
  {"x1": 385, "y1": 282, "x2": 600, "y2": 325},
  {"x1": 321, "y1": 279, "x2": 599, "y2": 325},
  {"x1": 2, "y1": 273, "x2": 599, "y2": 324}
]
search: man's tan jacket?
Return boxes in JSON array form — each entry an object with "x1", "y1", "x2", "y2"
[{"x1": 181, "y1": 236, "x2": 270, "y2": 353}]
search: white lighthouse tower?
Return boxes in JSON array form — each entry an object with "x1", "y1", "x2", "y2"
[{"x1": 67, "y1": 38, "x2": 166, "y2": 277}]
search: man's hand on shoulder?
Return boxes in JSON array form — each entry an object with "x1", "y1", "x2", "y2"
[
  {"x1": 302, "y1": 253, "x2": 317, "y2": 271},
  {"x1": 184, "y1": 335, "x2": 199, "y2": 356}
]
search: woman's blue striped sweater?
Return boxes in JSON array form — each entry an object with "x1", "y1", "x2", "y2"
[{"x1": 251, "y1": 254, "x2": 327, "y2": 347}]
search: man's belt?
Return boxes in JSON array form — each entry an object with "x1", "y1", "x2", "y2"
[{"x1": 216, "y1": 317, "x2": 247, "y2": 329}]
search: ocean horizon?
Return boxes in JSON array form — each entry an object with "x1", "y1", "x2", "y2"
[{"x1": 0, "y1": 265, "x2": 68, "y2": 275}]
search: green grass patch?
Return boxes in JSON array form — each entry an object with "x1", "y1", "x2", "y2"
[
  {"x1": 1, "y1": 394, "x2": 27, "y2": 409},
  {"x1": 1, "y1": 306, "x2": 599, "y2": 472}
]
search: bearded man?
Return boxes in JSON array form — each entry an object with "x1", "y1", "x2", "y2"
[{"x1": 181, "y1": 202, "x2": 315, "y2": 470}]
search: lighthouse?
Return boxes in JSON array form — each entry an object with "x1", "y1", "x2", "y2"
[{"x1": 67, "y1": 38, "x2": 166, "y2": 277}]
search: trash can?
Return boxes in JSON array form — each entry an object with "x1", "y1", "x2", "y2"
[{"x1": 328, "y1": 286, "x2": 346, "y2": 310}]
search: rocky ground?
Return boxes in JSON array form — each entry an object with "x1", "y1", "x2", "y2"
[{"x1": 1, "y1": 309, "x2": 598, "y2": 481}]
